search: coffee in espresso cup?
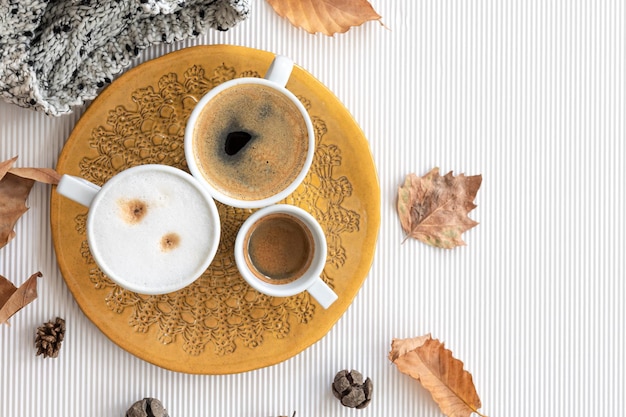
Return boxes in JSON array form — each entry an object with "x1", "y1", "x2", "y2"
[
  {"x1": 234, "y1": 205, "x2": 338, "y2": 309},
  {"x1": 56, "y1": 165, "x2": 221, "y2": 295},
  {"x1": 184, "y1": 55, "x2": 315, "y2": 209}
]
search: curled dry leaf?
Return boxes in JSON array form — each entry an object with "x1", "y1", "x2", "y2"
[
  {"x1": 0, "y1": 156, "x2": 61, "y2": 249},
  {"x1": 397, "y1": 168, "x2": 482, "y2": 249},
  {"x1": 0, "y1": 272, "x2": 43, "y2": 325},
  {"x1": 389, "y1": 334, "x2": 487, "y2": 417},
  {"x1": 266, "y1": 0, "x2": 382, "y2": 36},
  {"x1": 388, "y1": 333, "x2": 432, "y2": 362}
]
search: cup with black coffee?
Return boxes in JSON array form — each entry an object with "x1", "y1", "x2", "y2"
[
  {"x1": 184, "y1": 55, "x2": 315, "y2": 209},
  {"x1": 234, "y1": 204, "x2": 337, "y2": 309}
]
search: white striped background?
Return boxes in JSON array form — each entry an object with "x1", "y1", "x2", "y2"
[{"x1": 1, "y1": 1, "x2": 625, "y2": 416}]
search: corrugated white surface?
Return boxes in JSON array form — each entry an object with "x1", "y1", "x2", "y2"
[{"x1": 1, "y1": 1, "x2": 625, "y2": 416}]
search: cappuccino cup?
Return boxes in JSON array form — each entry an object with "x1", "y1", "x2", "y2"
[
  {"x1": 234, "y1": 204, "x2": 338, "y2": 309},
  {"x1": 184, "y1": 55, "x2": 315, "y2": 209},
  {"x1": 56, "y1": 164, "x2": 221, "y2": 295}
]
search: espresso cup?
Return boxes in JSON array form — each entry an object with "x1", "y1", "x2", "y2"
[
  {"x1": 184, "y1": 55, "x2": 315, "y2": 209},
  {"x1": 234, "y1": 204, "x2": 338, "y2": 309},
  {"x1": 56, "y1": 164, "x2": 221, "y2": 295}
]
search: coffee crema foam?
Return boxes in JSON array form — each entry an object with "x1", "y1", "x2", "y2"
[
  {"x1": 245, "y1": 213, "x2": 314, "y2": 284},
  {"x1": 193, "y1": 83, "x2": 309, "y2": 201},
  {"x1": 88, "y1": 169, "x2": 216, "y2": 290}
]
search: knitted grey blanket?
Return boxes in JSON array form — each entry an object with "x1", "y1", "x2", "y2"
[{"x1": 0, "y1": 0, "x2": 250, "y2": 116}]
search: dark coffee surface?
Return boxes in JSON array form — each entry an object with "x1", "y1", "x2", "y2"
[
  {"x1": 193, "y1": 83, "x2": 309, "y2": 201},
  {"x1": 246, "y1": 213, "x2": 314, "y2": 283}
]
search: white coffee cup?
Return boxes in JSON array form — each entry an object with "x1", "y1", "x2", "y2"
[
  {"x1": 234, "y1": 204, "x2": 338, "y2": 309},
  {"x1": 184, "y1": 55, "x2": 315, "y2": 209},
  {"x1": 56, "y1": 164, "x2": 221, "y2": 295}
]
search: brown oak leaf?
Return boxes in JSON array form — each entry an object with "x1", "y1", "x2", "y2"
[
  {"x1": 0, "y1": 272, "x2": 43, "y2": 325},
  {"x1": 0, "y1": 156, "x2": 61, "y2": 249},
  {"x1": 266, "y1": 0, "x2": 382, "y2": 36},
  {"x1": 389, "y1": 335, "x2": 487, "y2": 417},
  {"x1": 397, "y1": 168, "x2": 482, "y2": 249}
]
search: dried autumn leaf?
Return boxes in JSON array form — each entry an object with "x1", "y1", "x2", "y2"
[
  {"x1": 266, "y1": 0, "x2": 382, "y2": 36},
  {"x1": 397, "y1": 168, "x2": 482, "y2": 249},
  {"x1": 8, "y1": 167, "x2": 62, "y2": 184},
  {"x1": 389, "y1": 334, "x2": 487, "y2": 417},
  {"x1": 0, "y1": 156, "x2": 61, "y2": 249},
  {"x1": 0, "y1": 272, "x2": 43, "y2": 325},
  {"x1": 388, "y1": 333, "x2": 432, "y2": 362}
]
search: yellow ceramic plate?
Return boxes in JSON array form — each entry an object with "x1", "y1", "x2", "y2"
[{"x1": 51, "y1": 45, "x2": 380, "y2": 374}]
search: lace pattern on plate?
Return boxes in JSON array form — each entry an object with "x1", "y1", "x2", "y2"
[{"x1": 73, "y1": 62, "x2": 360, "y2": 356}]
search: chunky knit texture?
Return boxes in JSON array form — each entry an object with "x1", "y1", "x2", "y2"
[{"x1": 0, "y1": 0, "x2": 250, "y2": 116}]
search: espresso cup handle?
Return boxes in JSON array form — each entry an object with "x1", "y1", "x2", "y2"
[
  {"x1": 307, "y1": 278, "x2": 338, "y2": 309},
  {"x1": 264, "y1": 55, "x2": 294, "y2": 88},
  {"x1": 56, "y1": 174, "x2": 101, "y2": 207}
]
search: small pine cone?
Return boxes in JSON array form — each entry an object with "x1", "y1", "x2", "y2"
[
  {"x1": 35, "y1": 317, "x2": 66, "y2": 358},
  {"x1": 332, "y1": 369, "x2": 373, "y2": 409}
]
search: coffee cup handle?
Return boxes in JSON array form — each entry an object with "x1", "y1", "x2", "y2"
[
  {"x1": 307, "y1": 278, "x2": 338, "y2": 309},
  {"x1": 56, "y1": 174, "x2": 101, "y2": 207},
  {"x1": 264, "y1": 55, "x2": 294, "y2": 88}
]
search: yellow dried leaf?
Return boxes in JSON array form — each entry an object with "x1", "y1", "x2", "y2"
[
  {"x1": 397, "y1": 168, "x2": 482, "y2": 249},
  {"x1": 0, "y1": 272, "x2": 43, "y2": 325},
  {"x1": 266, "y1": 0, "x2": 382, "y2": 36},
  {"x1": 390, "y1": 334, "x2": 487, "y2": 417}
]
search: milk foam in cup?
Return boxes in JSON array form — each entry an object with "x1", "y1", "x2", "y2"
[
  {"x1": 184, "y1": 55, "x2": 315, "y2": 209},
  {"x1": 56, "y1": 164, "x2": 221, "y2": 295},
  {"x1": 234, "y1": 204, "x2": 338, "y2": 309}
]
